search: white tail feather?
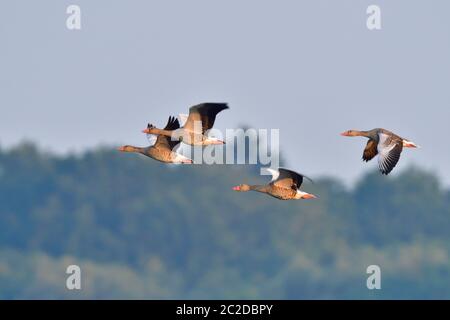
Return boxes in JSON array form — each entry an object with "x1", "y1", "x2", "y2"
[{"x1": 403, "y1": 140, "x2": 420, "y2": 148}]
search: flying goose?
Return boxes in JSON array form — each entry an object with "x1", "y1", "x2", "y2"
[
  {"x1": 232, "y1": 168, "x2": 317, "y2": 200},
  {"x1": 118, "y1": 116, "x2": 193, "y2": 164},
  {"x1": 142, "y1": 103, "x2": 229, "y2": 145},
  {"x1": 341, "y1": 128, "x2": 419, "y2": 175}
]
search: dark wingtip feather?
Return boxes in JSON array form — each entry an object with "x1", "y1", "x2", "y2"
[
  {"x1": 164, "y1": 115, "x2": 180, "y2": 130},
  {"x1": 210, "y1": 102, "x2": 229, "y2": 112}
]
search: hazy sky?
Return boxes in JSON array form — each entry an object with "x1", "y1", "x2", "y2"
[{"x1": 1, "y1": 0, "x2": 449, "y2": 186}]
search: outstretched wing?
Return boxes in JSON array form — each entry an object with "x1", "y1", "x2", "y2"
[
  {"x1": 269, "y1": 168, "x2": 313, "y2": 190},
  {"x1": 153, "y1": 116, "x2": 181, "y2": 151},
  {"x1": 363, "y1": 139, "x2": 378, "y2": 162},
  {"x1": 377, "y1": 133, "x2": 403, "y2": 175},
  {"x1": 184, "y1": 103, "x2": 229, "y2": 134}
]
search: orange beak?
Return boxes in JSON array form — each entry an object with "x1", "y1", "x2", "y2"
[
  {"x1": 232, "y1": 186, "x2": 241, "y2": 191},
  {"x1": 340, "y1": 131, "x2": 350, "y2": 136},
  {"x1": 117, "y1": 146, "x2": 126, "y2": 152},
  {"x1": 142, "y1": 128, "x2": 151, "y2": 134},
  {"x1": 302, "y1": 193, "x2": 317, "y2": 199}
]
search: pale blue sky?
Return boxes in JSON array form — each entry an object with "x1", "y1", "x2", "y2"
[{"x1": 1, "y1": 0, "x2": 449, "y2": 185}]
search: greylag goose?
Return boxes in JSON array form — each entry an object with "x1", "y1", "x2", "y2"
[
  {"x1": 118, "y1": 116, "x2": 193, "y2": 164},
  {"x1": 142, "y1": 103, "x2": 229, "y2": 145},
  {"x1": 341, "y1": 128, "x2": 419, "y2": 175},
  {"x1": 232, "y1": 168, "x2": 317, "y2": 200}
]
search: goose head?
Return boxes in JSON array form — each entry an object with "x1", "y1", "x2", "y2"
[
  {"x1": 142, "y1": 123, "x2": 157, "y2": 134},
  {"x1": 232, "y1": 184, "x2": 251, "y2": 192},
  {"x1": 118, "y1": 145, "x2": 140, "y2": 153},
  {"x1": 341, "y1": 130, "x2": 360, "y2": 137}
]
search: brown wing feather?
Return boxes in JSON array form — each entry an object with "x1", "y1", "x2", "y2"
[
  {"x1": 272, "y1": 177, "x2": 297, "y2": 190},
  {"x1": 363, "y1": 139, "x2": 378, "y2": 162},
  {"x1": 271, "y1": 168, "x2": 312, "y2": 190}
]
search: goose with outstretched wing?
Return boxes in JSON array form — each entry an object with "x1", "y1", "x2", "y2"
[
  {"x1": 142, "y1": 103, "x2": 229, "y2": 145},
  {"x1": 232, "y1": 168, "x2": 317, "y2": 200},
  {"x1": 118, "y1": 116, "x2": 192, "y2": 164},
  {"x1": 341, "y1": 128, "x2": 419, "y2": 175}
]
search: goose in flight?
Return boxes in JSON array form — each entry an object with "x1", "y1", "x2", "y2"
[
  {"x1": 232, "y1": 168, "x2": 317, "y2": 200},
  {"x1": 142, "y1": 103, "x2": 229, "y2": 145},
  {"x1": 118, "y1": 116, "x2": 193, "y2": 164},
  {"x1": 341, "y1": 128, "x2": 419, "y2": 175}
]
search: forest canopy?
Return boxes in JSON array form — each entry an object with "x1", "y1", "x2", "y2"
[{"x1": 0, "y1": 142, "x2": 449, "y2": 299}]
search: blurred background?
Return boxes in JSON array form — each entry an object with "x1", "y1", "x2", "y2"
[{"x1": 0, "y1": 0, "x2": 450, "y2": 299}]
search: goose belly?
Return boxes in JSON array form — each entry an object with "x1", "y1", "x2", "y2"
[{"x1": 149, "y1": 149, "x2": 175, "y2": 163}]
